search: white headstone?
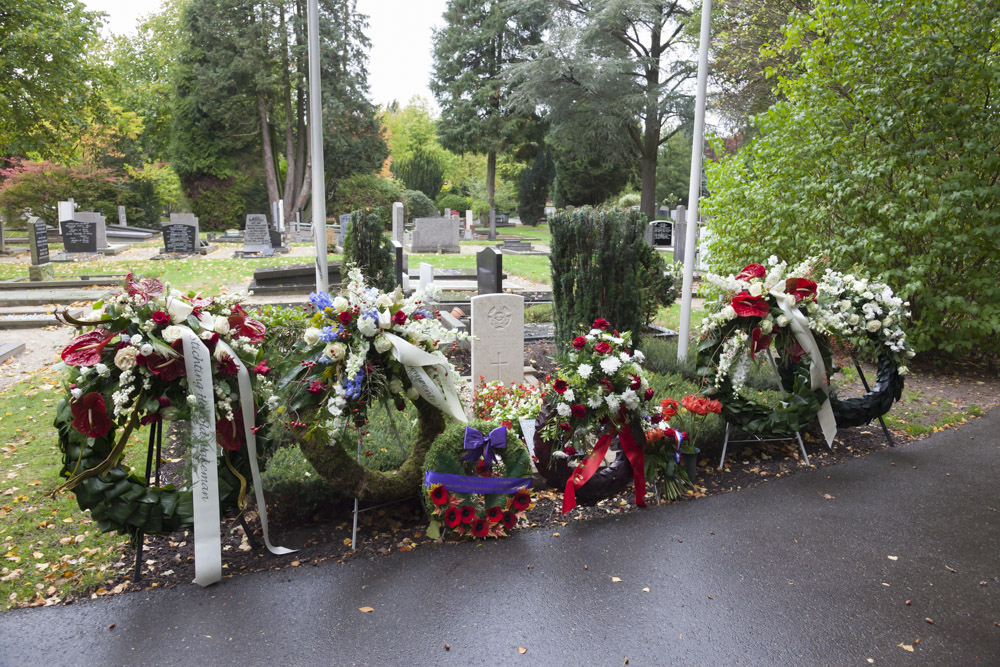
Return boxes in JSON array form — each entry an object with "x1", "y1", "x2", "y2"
[
  {"x1": 419, "y1": 262, "x2": 434, "y2": 292},
  {"x1": 392, "y1": 202, "x2": 405, "y2": 244},
  {"x1": 464, "y1": 209, "x2": 474, "y2": 240},
  {"x1": 57, "y1": 200, "x2": 76, "y2": 223},
  {"x1": 118, "y1": 206, "x2": 127, "y2": 226},
  {"x1": 471, "y1": 293, "x2": 524, "y2": 389}
]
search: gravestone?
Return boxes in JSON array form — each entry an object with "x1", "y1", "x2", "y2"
[
  {"x1": 0, "y1": 219, "x2": 5, "y2": 254},
  {"x1": 392, "y1": 202, "x2": 405, "y2": 244},
  {"x1": 409, "y1": 217, "x2": 460, "y2": 253},
  {"x1": 464, "y1": 210, "x2": 474, "y2": 241},
  {"x1": 243, "y1": 214, "x2": 273, "y2": 256},
  {"x1": 27, "y1": 217, "x2": 54, "y2": 281},
  {"x1": 118, "y1": 206, "x2": 127, "y2": 226},
  {"x1": 72, "y1": 211, "x2": 109, "y2": 250},
  {"x1": 61, "y1": 220, "x2": 99, "y2": 254},
  {"x1": 57, "y1": 200, "x2": 75, "y2": 223},
  {"x1": 672, "y1": 205, "x2": 687, "y2": 264},
  {"x1": 392, "y1": 241, "x2": 405, "y2": 288},
  {"x1": 644, "y1": 220, "x2": 673, "y2": 247},
  {"x1": 471, "y1": 293, "x2": 524, "y2": 389},
  {"x1": 477, "y1": 247, "x2": 503, "y2": 295},
  {"x1": 162, "y1": 213, "x2": 200, "y2": 255},
  {"x1": 419, "y1": 262, "x2": 434, "y2": 292},
  {"x1": 338, "y1": 213, "x2": 351, "y2": 248}
]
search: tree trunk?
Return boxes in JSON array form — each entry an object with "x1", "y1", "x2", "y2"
[
  {"x1": 487, "y1": 149, "x2": 497, "y2": 240},
  {"x1": 640, "y1": 19, "x2": 663, "y2": 219},
  {"x1": 280, "y1": 4, "x2": 297, "y2": 222},
  {"x1": 258, "y1": 93, "x2": 280, "y2": 212}
]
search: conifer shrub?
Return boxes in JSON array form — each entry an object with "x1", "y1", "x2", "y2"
[
  {"x1": 343, "y1": 208, "x2": 394, "y2": 292},
  {"x1": 401, "y1": 189, "x2": 437, "y2": 220}
]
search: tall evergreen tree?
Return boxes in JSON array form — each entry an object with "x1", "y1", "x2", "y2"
[{"x1": 430, "y1": 0, "x2": 546, "y2": 240}]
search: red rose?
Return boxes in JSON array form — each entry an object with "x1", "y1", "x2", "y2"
[
  {"x1": 392, "y1": 310, "x2": 407, "y2": 325},
  {"x1": 553, "y1": 378, "x2": 568, "y2": 394},
  {"x1": 785, "y1": 277, "x2": 818, "y2": 302},
  {"x1": 572, "y1": 336, "x2": 587, "y2": 350},
  {"x1": 592, "y1": 318, "x2": 611, "y2": 330},
  {"x1": 502, "y1": 510, "x2": 518, "y2": 530},
  {"x1": 444, "y1": 507, "x2": 461, "y2": 528},
  {"x1": 644, "y1": 388, "x2": 655, "y2": 401},
  {"x1": 570, "y1": 404, "x2": 586, "y2": 419},
  {"x1": 471, "y1": 517, "x2": 491, "y2": 538},
  {"x1": 430, "y1": 485, "x2": 449, "y2": 506},
  {"x1": 630, "y1": 374, "x2": 642, "y2": 390},
  {"x1": 157, "y1": 397, "x2": 172, "y2": 408},
  {"x1": 459, "y1": 505, "x2": 476, "y2": 524},
  {"x1": 735, "y1": 264, "x2": 767, "y2": 281},
  {"x1": 338, "y1": 311, "x2": 353, "y2": 325},
  {"x1": 594, "y1": 341, "x2": 612, "y2": 355},
  {"x1": 512, "y1": 489, "x2": 531, "y2": 511},
  {"x1": 731, "y1": 292, "x2": 770, "y2": 318},
  {"x1": 559, "y1": 422, "x2": 572, "y2": 432},
  {"x1": 70, "y1": 393, "x2": 112, "y2": 438},
  {"x1": 151, "y1": 311, "x2": 170, "y2": 326},
  {"x1": 650, "y1": 413, "x2": 663, "y2": 424},
  {"x1": 563, "y1": 445, "x2": 577, "y2": 456},
  {"x1": 486, "y1": 506, "x2": 504, "y2": 523}
]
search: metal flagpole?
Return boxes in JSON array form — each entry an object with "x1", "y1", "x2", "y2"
[
  {"x1": 677, "y1": 0, "x2": 713, "y2": 363},
  {"x1": 307, "y1": 0, "x2": 328, "y2": 293}
]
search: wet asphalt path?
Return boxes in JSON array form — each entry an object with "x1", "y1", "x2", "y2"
[{"x1": 1, "y1": 410, "x2": 998, "y2": 666}]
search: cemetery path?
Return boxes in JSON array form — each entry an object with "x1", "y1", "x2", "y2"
[
  {"x1": 1, "y1": 409, "x2": 998, "y2": 665},
  {"x1": 0, "y1": 326, "x2": 70, "y2": 392}
]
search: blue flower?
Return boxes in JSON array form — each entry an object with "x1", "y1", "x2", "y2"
[
  {"x1": 319, "y1": 325, "x2": 342, "y2": 342},
  {"x1": 309, "y1": 292, "x2": 333, "y2": 312},
  {"x1": 342, "y1": 368, "x2": 365, "y2": 400}
]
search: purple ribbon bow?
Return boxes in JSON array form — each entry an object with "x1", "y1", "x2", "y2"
[{"x1": 462, "y1": 425, "x2": 507, "y2": 468}]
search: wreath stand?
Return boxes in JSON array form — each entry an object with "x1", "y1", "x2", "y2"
[
  {"x1": 717, "y1": 350, "x2": 819, "y2": 469},
  {"x1": 848, "y1": 352, "x2": 894, "y2": 448}
]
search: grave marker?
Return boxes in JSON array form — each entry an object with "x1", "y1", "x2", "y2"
[
  {"x1": 644, "y1": 220, "x2": 673, "y2": 247},
  {"x1": 27, "y1": 217, "x2": 54, "y2": 281},
  {"x1": 162, "y1": 213, "x2": 200, "y2": 255},
  {"x1": 72, "y1": 211, "x2": 109, "y2": 250},
  {"x1": 118, "y1": 206, "x2": 127, "y2": 226},
  {"x1": 392, "y1": 240, "x2": 404, "y2": 288},
  {"x1": 465, "y1": 210, "x2": 474, "y2": 241},
  {"x1": 338, "y1": 213, "x2": 351, "y2": 248},
  {"x1": 409, "y1": 217, "x2": 460, "y2": 253},
  {"x1": 61, "y1": 220, "x2": 99, "y2": 254},
  {"x1": 243, "y1": 214, "x2": 273, "y2": 256},
  {"x1": 419, "y1": 262, "x2": 434, "y2": 292},
  {"x1": 471, "y1": 293, "x2": 524, "y2": 388},
  {"x1": 477, "y1": 247, "x2": 503, "y2": 295},
  {"x1": 57, "y1": 200, "x2": 75, "y2": 223},
  {"x1": 392, "y1": 202, "x2": 404, "y2": 244},
  {"x1": 672, "y1": 205, "x2": 687, "y2": 264}
]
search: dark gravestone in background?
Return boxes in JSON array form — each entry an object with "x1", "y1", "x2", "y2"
[
  {"x1": 62, "y1": 220, "x2": 98, "y2": 253},
  {"x1": 392, "y1": 240, "x2": 404, "y2": 288},
  {"x1": 644, "y1": 220, "x2": 673, "y2": 247},
  {"x1": 269, "y1": 229, "x2": 283, "y2": 249},
  {"x1": 29, "y1": 218, "x2": 50, "y2": 265},
  {"x1": 477, "y1": 247, "x2": 503, "y2": 295},
  {"x1": 162, "y1": 224, "x2": 198, "y2": 254}
]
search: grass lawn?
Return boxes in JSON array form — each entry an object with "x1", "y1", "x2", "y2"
[{"x1": 408, "y1": 252, "x2": 552, "y2": 284}]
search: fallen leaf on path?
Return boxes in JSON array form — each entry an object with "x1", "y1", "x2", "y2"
[
  {"x1": 359, "y1": 606, "x2": 374, "y2": 613},
  {"x1": 611, "y1": 576, "x2": 622, "y2": 583},
  {"x1": 642, "y1": 587, "x2": 650, "y2": 593},
  {"x1": 888, "y1": 555, "x2": 898, "y2": 561},
  {"x1": 897, "y1": 643, "x2": 914, "y2": 652}
]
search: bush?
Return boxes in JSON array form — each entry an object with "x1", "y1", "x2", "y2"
[
  {"x1": 391, "y1": 148, "x2": 445, "y2": 200},
  {"x1": 261, "y1": 446, "x2": 340, "y2": 524},
  {"x1": 331, "y1": 173, "x2": 402, "y2": 218},
  {"x1": 343, "y1": 208, "x2": 394, "y2": 292},
  {"x1": 549, "y1": 207, "x2": 651, "y2": 349},
  {"x1": 436, "y1": 193, "x2": 471, "y2": 213},
  {"x1": 636, "y1": 246, "x2": 682, "y2": 326},
  {"x1": 0, "y1": 160, "x2": 127, "y2": 227},
  {"x1": 616, "y1": 192, "x2": 642, "y2": 209},
  {"x1": 401, "y1": 189, "x2": 438, "y2": 220},
  {"x1": 183, "y1": 173, "x2": 249, "y2": 231},
  {"x1": 517, "y1": 147, "x2": 554, "y2": 226}
]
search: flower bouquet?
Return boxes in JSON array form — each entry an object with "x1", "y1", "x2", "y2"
[{"x1": 643, "y1": 398, "x2": 689, "y2": 500}]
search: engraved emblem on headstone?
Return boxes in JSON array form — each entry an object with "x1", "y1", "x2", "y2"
[{"x1": 487, "y1": 305, "x2": 512, "y2": 330}]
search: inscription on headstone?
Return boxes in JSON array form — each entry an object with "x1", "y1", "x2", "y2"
[
  {"x1": 73, "y1": 211, "x2": 108, "y2": 250},
  {"x1": 471, "y1": 293, "x2": 524, "y2": 389},
  {"x1": 62, "y1": 220, "x2": 98, "y2": 253},
  {"x1": 243, "y1": 214, "x2": 273, "y2": 256},
  {"x1": 644, "y1": 220, "x2": 673, "y2": 247},
  {"x1": 28, "y1": 217, "x2": 50, "y2": 266},
  {"x1": 477, "y1": 247, "x2": 503, "y2": 295}
]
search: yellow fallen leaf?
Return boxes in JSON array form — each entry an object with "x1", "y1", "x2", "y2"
[
  {"x1": 552, "y1": 532, "x2": 560, "y2": 537},
  {"x1": 291, "y1": 561, "x2": 300, "y2": 567},
  {"x1": 888, "y1": 555, "x2": 898, "y2": 561},
  {"x1": 611, "y1": 576, "x2": 622, "y2": 583},
  {"x1": 359, "y1": 606, "x2": 374, "y2": 613},
  {"x1": 342, "y1": 538, "x2": 352, "y2": 546},
  {"x1": 898, "y1": 643, "x2": 914, "y2": 652},
  {"x1": 642, "y1": 587, "x2": 650, "y2": 593},
  {"x1": 518, "y1": 647, "x2": 527, "y2": 655}
]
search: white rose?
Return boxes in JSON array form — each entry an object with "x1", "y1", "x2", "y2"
[
  {"x1": 95, "y1": 363, "x2": 109, "y2": 377},
  {"x1": 130, "y1": 334, "x2": 143, "y2": 346},
  {"x1": 379, "y1": 309, "x2": 392, "y2": 329},
  {"x1": 332, "y1": 296, "x2": 349, "y2": 312},
  {"x1": 759, "y1": 319, "x2": 773, "y2": 335},
  {"x1": 748, "y1": 282, "x2": 763, "y2": 297},
  {"x1": 862, "y1": 291, "x2": 875, "y2": 301},
  {"x1": 848, "y1": 314, "x2": 860, "y2": 326},
  {"x1": 79, "y1": 366, "x2": 91, "y2": 376},
  {"x1": 557, "y1": 402, "x2": 572, "y2": 417},
  {"x1": 839, "y1": 300, "x2": 852, "y2": 312},
  {"x1": 722, "y1": 305, "x2": 737, "y2": 321},
  {"x1": 777, "y1": 315, "x2": 789, "y2": 328},
  {"x1": 906, "y1": 349, "x2": 916, "y2": 358},
  {"x1": 405, "y1": 386, "x2": 419, "y2": 400},
  {"x1": 71, "y1": 387, "x2": 83, "y2": 400},
  {"x1": 578, "y1": 364, "x2": 593, "y2": 379},
  {"x1": 882, "y1": 316, "x2": 893, "y2": 327},
  {"x1": 114, "y1": 347, "x2": 138, "y2": 371},
  {"x1": 162, "y1": 325, "x2": 184, "y2": 344},
  {"x1": 214, "y1": 316, "x2": 231, "y2": 335},
  {"x1": 897, "y1": 365, "x2": 909, "y2": 375},
  {"x1": 213, "y1": 345, "x2": 230, "y2": 362},
  {"x1": 375, "y1": 293, "x2": 394, "y2": 309},
  {"x1": 866, "y1": 319, "x2": 882, "y2": 333},
  {"x1": 187, "y1": 394, "x2": 198, "y2": 406},
  {"x1": 166, "y1": 297, "x2": 194, "y2": 324},
  {"x1": 140, "y1": 344, "x2": 154, "y2": 356},
  {"x1": 324, "y1": 342, "x2": 347, "y2": 362},
  {"x1": 304, "y1": 327, "x2": 322, "y2": 346},
  {"x1": 374, "y1": 335, "x2": 393, "y2": 354}
]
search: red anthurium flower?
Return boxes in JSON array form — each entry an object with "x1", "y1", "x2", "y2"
[
  {"x1": 227, "y1": 305, "x2": 267, "y2": 344},
  {"x1": 785, "y1": 341, "x2": 805, "y2": 363},
  {"x1": 644, "y1": 388, "x2": 655, "y2": 401},
  {"x1": 571, "y1": 404, "x2": 586, "y2": 419},
  {"x1": 71, "y1": 393, "x2": 113, "y2": 438},
  {"x1": 151, "y1": 311, "x2": 170, "y2": 326},
  {"x1": 785, "y1": 277, "x2": 818, "y2": 302},
  {"x1": 146, "y1": 339, "x2": 187, "y2": 381},
  {"x1": 594, "y1": 341, "x2": 612, "y2": 354},
  {"x1": 750, "y1": 327, "x2": 772, "y2": 360},
  {"x1": 444, "y1": 507, "x2": 461, "y2": 528},
  {"x1": 512, "y1": 489, "x2": 531, "y2": 512},
  {"x1": 572, "y1": 336, "x2": 587, "y2": 350},
  {"x1": 216, "y1": 410, "x2": 245, "y2": 452},
  {"x1": 338, "y1": 311, "x2": 353, "y2": 325},
  {"x1": 731, "y1": 292, "x2": 770, "y2": 318},
  {"x1": 592, "y1": 318, "x2": 611, "y2": 330},
  {"x1": 392, "y1": 310, "x2": 407, "y2": 325},
  {"x1": 486, "y1": 506, "x2": 504, "y2": 523},
  {"x1": 502, "y1": 510, "x2": 517, "y2": 530},
  {"x1": 430, "y1": 485, "x2": 449, "y2": 506},
  {"x1": 735, "y1": 264, "x2": 767, "y2": 281},
  {"x1": 459, "y1": 505, "x2": 476, "y2": 524},
  {"x1": 552, "y1": 378, "x2": 568, "y2": 394},
  {"x1": 471, "y1": 517, "x2": 490, "y2": 538},
  {"x1": 62, "y1": 329, "x2": 120, "y2": 367},
  {"x1": 253, "y1": 360, "x2": 271, "y2": 376},
  {"x1": 157, "y1": 396, "x2": 172, "y2": 408},
  {"x1": 125, "y1": 273, "x2": 165, "y2": 303}
]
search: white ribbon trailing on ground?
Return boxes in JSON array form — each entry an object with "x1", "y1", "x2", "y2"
[
  {"x1": 771, "y1": 292, "x2": 838, "y2": 447},
  {"x1": 382, "y1": 332, "x2": 467, "y2": 423}
]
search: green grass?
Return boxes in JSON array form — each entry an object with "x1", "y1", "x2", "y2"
[
  {"x1": 458, "y1": 223, "x2": 554, "y2": 247},
  {"x1": 653, "y1": 302, "x2": 708, "y2": 332}
]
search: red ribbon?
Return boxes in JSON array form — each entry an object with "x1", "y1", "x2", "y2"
[{"x1": 562, "y1": 424, "x2": 647, "y2": 514}]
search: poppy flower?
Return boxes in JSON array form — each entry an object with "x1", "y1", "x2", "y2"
[
  {"x1": 392, "y1": 310, "x2": 407, "y2": 325},
  {"x1": 444, "y1": 507, "x2": 461, "y2": 528},
  {"x1": 681, "y1": 395, "x2": 722, "y2": 416},
  {"x1": 660, "y1": 397, "x2": 679, "y2": 419},
  {"x1": 594, "y1": 341, "x2": 612, "y2": 354},
  {"x1": 71, "y1": 392, "x2": 113, "y2": 438},
  {"x1": 338, "y1": 311, "x2": 353, "y2": 325},
  {"x1": 459, "y1": 505, "x2": 476, "y2": 524},
  {"x1": 151, "y1": 311, "x2": 170, "y2": 326},
  {"x1": 553, "y1": 378, "x2": 568, "y2": 394},
  {"x1": 486, "y1": 506, "x2": 504, "y2": 523},
  {"x1": 62, "y1": 329, "x2": 119, "y2": 367},
  {"x1": 644, "y1": 388, "x2": 655, "y2": 401},
  {"x1": 731, "y1": 292, "x2": 770, "y2": 318},
  {"x1": 735, "y1": 264, "x2": 767, "y2": 281},
  {"x1": 785, "y1": 277, "x2": 818, "y2": 302},
  {"x1": 571, "y1": 404, "x2": 586, "y2": 419},
  {"x1": 471, "y1": 517, "x2": 490, "y2": 538},
  {"x1": 502, "y1": 511, "x2": 517, "y2": 531},
  {"x1": 592, "y1": 318, "x2": 611, "y2": 330},
  {"x1": 572, "y1": 336, "x2": 587, "y2": 350},
  {"x1": 512, "y1": 489, "x2": 531, "y2": 512},
  {"x1": 430, "y1": 485, "x2": 449, "y2": 506}
]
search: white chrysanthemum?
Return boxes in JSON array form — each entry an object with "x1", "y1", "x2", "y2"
[
  {"x1": 605, "y1": 394, "x2": 620, "y2": 411},
  {"x1": 633, "y1": 350, "x2": 645, "y2": 363},
  {"x1": 557, "y1": 402, "x2": 572, "y2": 417},
  {"x1": 600, "y1": 356, "x2": 621, "y2": 375},
  {"x1": 621, "y1": 388, "x2": 639, "y2": 410},
  {"x1": 563, "y1": 389, "x2": 575, "y2": 402},
  {"x1": 587, "y1": 395, "x2": 602, "y2": 409},
  {"x1": 578, "y1": 364, "x2": 593, "y2": 379}
]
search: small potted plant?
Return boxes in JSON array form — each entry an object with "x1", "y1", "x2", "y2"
[{"x1": 676, "y1": 394, "x2": 723, "y2": 481}]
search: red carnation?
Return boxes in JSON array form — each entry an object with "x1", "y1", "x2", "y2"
[
  {"x1": 594, "y1": 341, "x2": 612, "y2": 355},
  {"x1": 216, "y1": 355, "x2": 239, "y2": 377},
  {"x1": 785, "y1": 277, "x2": 818, "y2": 302},
  {"x1": 731, "y1": 292, "x2": 770, "y2": 318},
  {"x1": 502, "y1": 511, "x2": 517, "y2": 531},
  {"x1": 253, "y1": 360, "x2": 271, "y2": 376},
  {"x1": 644, "y1": 388, "x2": 655, "y2": 401},
  {"x1": 70, "y1": 392, "x2": 113, "y2": 438},
  {"x1": 630, "y1": 374, "x2": 642, "y2": 390},
  {"x1": 486, "y1": 506, "x2": 504, "y2": 523},
  {"x1": 512, "y1": 489, "x2": 531, "y2": 512},
  {"x1": 459, "y1": 505, "x2": 476, "y2": 524},
  {"x1": 471, "y1": 517, "x2": 491, "y2": 538},
  {"x1": 592, "y1": 318, "x2": 611, "y2": 330},
  {"x1": 430, "y1": 485, "x2": 449, "y2": 506},
  {"x1": 392, "y1": 310, "x2": 407, "y2": 325},
  {"x1": 553, "y1": 378, "x2": 568, "y2": 394},
  {"x1": 571, "y1": 404, "x2": 586, "y2": 419},
  {"x1": 563, "y1": 445, "x2": 577, "y2": 456},
  {"x1": 572, "y1": 336, "x2": 587, "y2": 350},
  {"x1": 444, "y1": 507, "x2": 461, "y2": 528},
  {"x1": 151, "y1": 311, "x2": 170, "y2": 326},
  {"x1": 735, "y1": 264, "x2": 767, "y2": 281}
]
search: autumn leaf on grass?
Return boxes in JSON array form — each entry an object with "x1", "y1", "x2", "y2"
[{"x1": 359, "y1": 606, "x2": 374, "y2": 613}]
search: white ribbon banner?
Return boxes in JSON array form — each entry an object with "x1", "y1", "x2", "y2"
[
  {"x1": 382, "y1": 332, "x2": 467, "y2": 423},
  {"x1": 771, "y1": 292, "x2": 837, "y2": 448}
]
